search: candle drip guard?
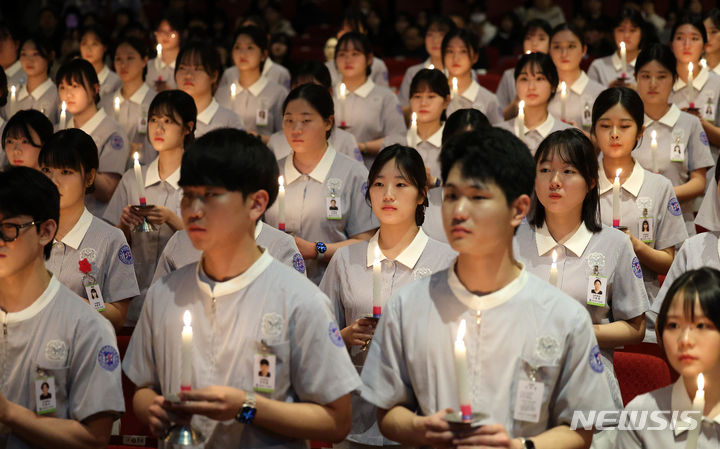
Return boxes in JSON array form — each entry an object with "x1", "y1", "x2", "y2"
[{"x1": 132, "y1": 205, "x2": 158, "y2": 233}]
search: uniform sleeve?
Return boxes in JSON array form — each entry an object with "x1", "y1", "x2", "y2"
[
  {"x1": 496, "y1": 70, "x2": 515, "y2": 109},
  {"x1": 99, "y1": 230, "x2": 140, "y2": 302},
  {"x1": 214, "y1": 84, "x2": 231, "y2": 109},
  {"x1": 479, "y1": 89, "x2": 503, "y2": 125},
  {"x1": 398, "y1": 68, "x2": 414, "y2": 107},
  {"x1": 103, "y1": 170, "x2": 133, "y2": 225},
  {"x1": 651, "y1": 243, "x2": 689, "y2": 316},
  {"x1": 268, "y1": 234, "x2": 307, "y2": 277},
  {"x1": 611, "y1": 238, "x2": 650, "y2": 320},
  {"x1": 122, "y1": 284, "x2": 161, "y2": 389},
  {"x1": 587, "y1": 60, "x2": 604, "y2": 85},
  {"x1": 380, "y1": 94, "x2": 408, "y2": 148},
  {"x1": 272, "y1": 87, "x2": 288, "y2": 134},
  {"x1": 319, "y1": 248, "x2": 348, "y2": 328},
  {"x1": 345, "y1": 166, "x2": 379, "y2": 237},
  {"x1": 654, "y1": 183, "x2": 689, "y2": 250},
  {"x1": 613, "y1": 397, "x2": 646, "y2": 449},
  {"x1": 372, "y1": 59, "x2": 389, "y2": 87},
  {"x1": 337, "y1": 130, "x2": 362, "y2": 162},
  {"x1": 152, "y1": 238, "x2": 176, "y2": 285},
  {"x1": 99, "y1": 130, "x2": 131, "y2": 175},
  {"x1": 688, "y1": 116, "x2": 714, "y2": 171}
]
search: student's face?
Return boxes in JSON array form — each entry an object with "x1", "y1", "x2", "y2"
[
  {"x1": 114, "y1": 43, "x2": 147, "y2": 83},
  {"x1": 335, "y1": 43, "x2": 370, "y2": 80},
  {"x1": 0, "y1": 36, "x2": 18, "y2": 68},
  {"x1": 635, "y1": 61, "x2": 673, "y2": 106},
  {"x1": 40, "y1": 165, "x2": 94, "y2": 210},
  {"x1": 549, "y1": 30, "x2": 585, "y2": 73},
  {"x1": 672, "y1": 24, "x2": 704, "y2": 65},
  {"x1": 5, "y1": 129, "x2": 42, "y2": 169},
  {"x1": 369, "y1": 159, "x2": 425, "y2": 227},
  {"x1": 662, "y1": 293, "x2": 720, "y2": 380},
  {"x1": 614, "y1": 19, "x2": 642, "y2": 53},
  {"x1": 58, "y1": 78, "x2": 96, "y2": 115},
  {"x1": 41, "y1": 384, "x2": 49, "y2": 393},
  {"x1": 441, "y1": 164, "x2": 528, "y2": 256},
  {"x1": 443, "y1": 37, "x2": 476, "y2": 78},
  {"x1": 232, "y1": 34, "x2": 265, "y2": 72},
  {"x1": 282, "y1": 98, "x2": 332, "y2": 154},
  {"x1": 425, "y1": 25, "x2": 446, "y2": 58},
  {"x1": 535, "y1": 151, "x2": 591, "y2": 219},
  {"x1": 80, "y1": 32, "x2": 105, "y2": 65},
  {"x1": 155, "y1": 20, "x2": 180, "y2": 50},
  {"x1": 19, "y1": 42, "x2": 48, "y2": 78},
  {"x1": 594, "y1": 280, "x2": 601, "y2": 290},
  {"x1": 594, "y1": 103, "x2": 641, "y2": 159},
  {"x1": 409, "y1": 87, "x2": 449, "y2": 124},
  {"x1": 515, "y1": 63, "x2": 553, "y2": 107},
  {"x1": 523, "y1": 29, "x2": 550, "y2": 54},
  {"x1": 0, "y1": 213, "x2": 56, "y2": 279},
  {"x1": 149, "y1": 113, "x2": 188, "y2": 152},
  {"x1": 176, "y1": 58, "x2": 216, "y2": 99},
  {"x1": 260, "y1": 364, "x2": 269, "y2": 374},
  {"x1": 704, "y1": 18, "x2": 720, "y2": 54}
]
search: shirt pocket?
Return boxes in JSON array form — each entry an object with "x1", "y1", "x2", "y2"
[
  {"x1": 512, "y1": 353, "x2": 561, "y2": 436},
  {"x1": 259, "y1": 339, "x2": 291, "y2": 399},
  {"x1": 33, "y1": 358, "x2": 70, "y2": 417}
]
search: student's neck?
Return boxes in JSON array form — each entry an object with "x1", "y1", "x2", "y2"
[
  {"x1": 377, "y1": 223, "x2": 419, "y2": 260},
  {"x1": 683, "y1": 371, "x2": 720, "y2": 418},
  {"x1": 0, "y1": 257, "x2": 51, "y2": 313},
  {"x1": 161, "y1": 47, "x2": 179, "y2": 66},
  {"x1": 455, "y1": 247, "x2": 522, "y2": 293},
  {"x1": 558, "y1": 68, "x2": 582, "y2": 85},
  {"x1": 157, "y1": 147, "x2": 184, "y2": 180},
  {"x1": 645, "y1": 102, "x2": 670, "y2": 121},
  {"x1": 56, "y1": 202, "x2": 85, "y2": 241},
  {"x1": 677, "y1": 61, "x2": 699, "y2": 83},
  {"x1": 121, "y1": 77, "x2": 144, "y2": 99},
  {"x1": 544, "y1": 212, "x2": 583, "y2": 244},
  {"x1": 194, "y1": 93, "x2": 213, "y2": 114},
  {"x1": 237, "y1": 68, "x2": 261, "y2": 88},
  {"x1": 201, "y1": 232, "x2": 263, "y2": 282},
  {"x1": 25, "y1": 72, "x2": 48, "y2": 93},
  {"x1": 292, "y1": 143, "x2": 328, "y2": 174},
  {"x1": 708, "y1": 52, "x2": 720, "y2": 71},
  {"x1": 417, "y1": 120, "x2": 442, "y2": 141},
  {"x1": 456, "y1": 72, "x2": 474, "y2": 93},
  {"x1": 523, "y1": 104, "x2": 548, "y2": 129},
  {"x1": 91, "y1": 61, "x2": 104, "y2": 75},
  {"x1": 602, "y1": 154, "x2": 635, "y2": 184},
  {"x1": 343, "y1": 75, "x2": 367, "y2": 91},
  {"x1": 73, "y1": 105, "x2": 98, "y2": 129}
]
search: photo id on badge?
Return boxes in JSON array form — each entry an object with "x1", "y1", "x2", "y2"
[
  {"x1": 514, "y1": 379, "x2": 544, "y2": 423},
  {"x1": 138, "y1": 114, "x2": 148, "y2": 135},
  {"x1": 704, "y1": 96, "x2": 716, "y2": 121},
  {"x1": 670, "y1": 134, "x2": 685, "y2": 162},
  {"x1": 83, "y1": 274, "x2": 105, "y2": 312},
  {"x1": 35, "y1": 374, "x2": 56, "y2": 415},
  {"x1": 253, "y1": 353, "x2": 276, "y2": 393},
  {"x1": 327, "y1": 197, "x2": 342, "y2": 220},
  {"x1": 256, "y1": 108, "x2": 269, "y2": 127},
  {"x1": 587, "y1": 275, "x2": 608, "y2": 307},
  {"x1": 638, "y1": 214, "x2": 654, "y2": 244}
]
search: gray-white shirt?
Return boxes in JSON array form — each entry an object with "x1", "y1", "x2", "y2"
[
  {"x1": 267, "y1": 127, "x2": 362, "y2": 162},
  {"x1": 407, "y1": 123, "x2": 444, "y2": 181},
  {"x1": 422, "y1": 187, "x2": 445, "y2": 243},
  {"x1": 0, "y1": 276, "x2": 124, "y2": 448},
  {"x1": 219, "y1": 59, "x2": 291, "y2": 91},
  {"x1": 100, "y1": 83, "x2": 157, "y2": 163},
  {"x1": 588, "y1": 53, "x2": 637, "y2": 88},
  {"x1": 398, "y1": 59, "x2": 432, "y2": 107},
  {"x1": 145, "y1": 57, "x2": 177, "y2": 90},
  {"x1": 215, "y1": 76, "x2": 288, "y2": 136},
  {"x1": 547, "y1": 72, "x2": 604, "y2": 131},
  {"x1": 497, "y1": 113, "x2": 573, "y2": 155},
  {"x1": 496, "y1": 67, "x2": 516, "y2": 110},
  {"x1": 123, "y1": 251, "x2": 362, "y2": 449},
  {"x1": 97, "y1": 65, "x2": 122, "y2": 103},
  {"x1": 327, "y1": 58, "x2": 389, "y2": 88},
  {"x1": 194, "y1": 99, "x2": 244, "y2": 138},
  {"x1": 4, "y1": 78, "x2": 59, "y2": 124},
  {"x1": 4, "y1": 60, "x2": 26, "y2": 96},
  {"x1": 446, "y1": 80, "x2": 503, "y2": 125}
]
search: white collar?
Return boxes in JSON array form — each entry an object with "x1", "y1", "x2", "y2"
[
  {"x1": 115, "y1": 83, "x2": 150, "y2": 106},
  {"x1": 569, "y1": 72, "x2": 590, "y2": 95},
  {"x1": 59, "y1": 208, "x2": 93, "y2": 250},
  {"x1": 196, "y1": 99, "x2": 220, "y2": 125},
  {"x1": 0, "y1": 276, "x2": 60, "y2": 324},
  {"x1": 236, "y1": 76, "x2": 269, "y2": 96},
  {"x1": 671, "y1": 377, "x2": 720, "y2": 435},
  {"x1": 98, "y1": 65, "x2": 110, "y2": 84},
  {"x1": 461, "y1": 81, "x2": 480, "y2": 102},
  {"x1": 408, "y1": 123, "x2": 444, "y2": 147},
  {"x1": 18, "y1": 78, "x2": 53, "y2": 101},
  {"x1": 598, "y1": 160, "x2": 645, "y2": 197},
  {"x1": 644, "y1": 104, "x2": 682, "y2": 128},
  {"x1": 525, "y1": 113, "x2": 555, "y2": 138},
  {"x1": 353, "y1": 79, "x2": 375, "y2": 98},
  {"x1": 365, "y1": 228, "x2": 429, "y2": 269},
  {"x1": 254, "y1": 220, "x2": 262, "y2": 239},
  {"x1": 674, "y1": 66, "x2": 709, "y2": 92},
  {"x1": 611, "y1": 52, "x2": 637, "y2": 72},
  {"x1": 713, "y1": 63, "x2": 720, "y2": 76},
  {"x1": 5, "y1": 60, "x2": 21, "y2": 77},
  {"x1": 144, "y1": 157, "x2": 180, "y2": 189},
  {"x1": 261, "y1": 58, "x2": 274, "y2": 77},
  {"x1": 69, "y1": 108, "x2": 106, "y2": 136},
  {"x1": 284, "y1": 145, "x2": 336, "y2": 184},
  {"x1": 535, "y1": 221, "x2": 593, "y2": 257},
  {"x1": 448, "y1": 262, "x2": 528, "y2": 311},
  {"x1": 156, "y1": 56, "x2": 176, "y2": 71},
  {"x1": 196, "y1": 249, "x2": 273, "y2": 297}
]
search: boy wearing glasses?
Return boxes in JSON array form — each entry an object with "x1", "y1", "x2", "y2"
[{"x1": 0, "y1": 167, "x2": 124, "y2": 448}]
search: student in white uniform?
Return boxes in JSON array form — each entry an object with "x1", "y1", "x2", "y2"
[
  {"x1": 0, "y1": 166, "x2": 124, "y2": 448},
  {"x1": 332, "y1": 32, "x2": 406, "y2": 168},
  {"x1": 703, "y1": 9, "x2": 720, "y2": 76},
  {"x1": 514, "y1": 128, "x2": 649, "y2": 409},
  {"x1": 547, "y1": 24, "x2": 604, "y2": 132},
  {"x1": 215, "y1": 26, "x2": 288, "y2": 139},
  {"x1": 147, "y1": 13, "x2": 183, "y2": 92},
  {"x1": 40, "y1": 129, "x2": 138, "y2": 331},
  {"x1": 497, "y1": 19, "x2": 551, "y2": 120},
  {"x1": 175, "y1": 41, "x2": 244, "y2": 138},
  {"x1": 633, "y1": 44, "x2": 715, "y2": 235},
  {"x1": 104, "y1": 90, "x2": 195, "y2": 325},
  {"x1": 361, "y1": 128, "x2": 615, "y2": 448},
  {"x1": 264, "y1": 84, "x2": 378, "y2": 283},
  {"x1": 1, "y1": 109, "x2": 53, "y2": 170},
  {"x1": 267, "y1": 61, "x2": 362, "y2": 162},
  {"x1": 101, "y1": 36, "x2": 157, "y2": 163},
  {"x1": 594, "y1": 87, "x2": 688, "y2": 308},
  {"x1": 442, "y1": 28, "x2": 502, "y2": 124},
  {"x1": 497, "y1": 52, "x2": 572, "y2": 155},
  {"x1": 57, "y1": 58, "x2": 131, "y2": 217},
  {"x1": 0, "y1": 22, "x2": 26, "y2": 95},
  {"x1": 588, "y1": 8, "x2": 645, "y2": 88},
  {"x1": 220, "y1": 56, "x2": 291, "y2": 92},
  {"x1": 320, "y1": 145, "x2": 456, "y2": 449},
  {"x1": 7, "y1": 36, "x2": 59, "y2": 124},
  {"x1": 398, "y1": 15, "x2": 457, "y2": 110},
  {"x1": 407, "y1": 68, "x2": 450, "y2": 186},
  {"x1": 617, "y1": 268, "x2": 720, "y2": 448},
  {"x1": 80, "y1": 26, "x2": 122, "y2": 102},
  {"x1": 124, "y1": 128, "x2": 360, "y2": 447}
]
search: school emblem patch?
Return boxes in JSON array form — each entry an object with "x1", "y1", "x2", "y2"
[
  {"x1": 589, "y1": 345, "x2": 603, "y2": 373},
  {"x1": 97, "y1": 345, "x2": 120, "y2": 371},
  {"x1": 535, "y1": 336, "x2": 561, "y2": 362},
  {"x1": 328, "y1": 322, "x2": 344, "y2": 347},
  {"x1": 45, "y1": 340, "x2": 68, "y2": 363},
  {"x1": 261, "y1": 312, "x2": 283, "y2": 338},
  {"x1": 118, "y1": 245, "x2": 133, "y2": 265},
  {"x1": 110, "y1": 133, "x2": 124, "y2": 150},
  {"x1": 667, "y1": 198, "x2": 682, "y2": 217},
  {"x1": 292, "y1": 253, "x2": 305, "y2": 273},
  {"x1": 631, "y1": 257, "x2": 643, "y2": 279},
  {"x1": 700, "y1": 131, "x2": 709, "y2": 146},
  {"x1": 412, "y1": 267, "x2": 433, "y2": 280},
  {"x1": 79, "y1": 247, "x2": 97, "y2": 263}
]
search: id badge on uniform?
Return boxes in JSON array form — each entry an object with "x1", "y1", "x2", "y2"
[
  {"x1": 79, "y1": 258, "x2": 105, "y2": 312},
  {"x1": 327, "y1": 197, "x2": 342, "y2": 220},
  {"x1": 256, "y1": 100, "x2": 269, "y2": 127},
  {"x1": 513, "y1": 379, "x2": 544, "y2": 423},
  {"x1": 703, "y1": 95, "x2": 716, "y2": 122},
  {"x1": 253, "y1": 352, "x2": 276, "y2": 393},
  {"x1": 670, "y1": 133, "x2": 685, "y2": 162},
  {"x1": 587, "y1": 275, "x2": 608, "y2": 307},
  {"x1": 35, "y1": 370, "x2": 56, "y2": 415},
  {"x1": 638, "y1": 214, "x2": 654, "y2": 244},
  {"x1": 581, "y1": 101, "x2": 592, "y2": 130},
  {"x1": 137, "y1": 112, "x2": 148, "y2": 135}
]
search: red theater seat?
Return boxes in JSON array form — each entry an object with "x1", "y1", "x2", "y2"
[{"x1": 614, "y1": 349, "x2": 675, "y2": 406}]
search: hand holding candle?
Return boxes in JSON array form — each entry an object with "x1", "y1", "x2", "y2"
[
  {"x1": 133, "y1": 152, "x2": 147, "y2": 206},
  {"x1": 685, "y1": 373, "x2": 704, "y2": 449},
  {"x1": 278, "y1": 175, "x2": 286, "y2": 232},
  {"x1": 650, "y1": 130, "x2": 658, "y2": 173},
  {"x1": 560, "y1": 81, "x2": 567, "y2": 121},
  {"x1": 181, "y1": 310, "x2": 193, "y2": 391},
  {"x1": 549, "y1": 250, "x2": 558, "y2": 286},
  {"x1": 454, "y1": 319, "x2": 472, "y2": 421},
  {"x1": 372, "y1": 246, "x2": 382, "y2": 318},
  {"x1": 619, "y1": 42, "x2": 627, "y2": 79},
  {"x1": 612, "y1": 169, "x2": 622, "y2": 228}
]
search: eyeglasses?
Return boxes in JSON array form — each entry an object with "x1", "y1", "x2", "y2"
[{"x1": 0, "y1": 221, "x2": 37, "y2": 242}]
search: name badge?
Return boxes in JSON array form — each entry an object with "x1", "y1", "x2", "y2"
[
  {"x1": 137, "y1": 112, "x2": 147, "y2": 135},
  {"x1": 703, "y1": 95, "x2": 716, "y2": 122},
  {"x1": 256, "y1": 99, "x2": 269, "y2": 127},
  {"x1": 514, "y1": 379, "x2": 544, "y2": 423},
  {"x1": 327, "y1": 197, "x2": 342, "y2": 220},
  {"x1": 638, "y1": 211, "x2": 654, "y2": 244},
  {"x1": 253, "y1": 352, "x2": 276, "y2": 394},
  {"x1": 587, "y1": 275, "x2": 608, "y2": 307},
  {"x1": 35, "y1": 371, "x2": 57, "y2": 415},
  {"x1": 581, "y1": 101, "x2": 592, "y2": 130},
  {"x1": 79, "y1": 258, "x2": 105, "y2": 311},
  {"x1": 670, "y1": 133, "x2": 685, "y2": 162}
]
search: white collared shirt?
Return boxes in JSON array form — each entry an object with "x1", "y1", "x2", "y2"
[
  {"x1": 59, "y1": 207, "x2": 94, "y2": 249},
  {"x1": 267, "y1": 127, "x2": 362, "y2": 162},
  {"x1": 407, "y1": 123, "x2": 444, "y2": 180},
  {"x1": 218, "y1": 60, "x2": 291, "y2": 91},
  {"x1": 548, "y1": 71, "x2": 605, "y2": 129},
  {"x1": 446, "y1": 80, "x2": 503, "y2": 124},
  {"x1": 7, "y1": 77, "x2": 59, "y2": 124},
  {"x1": 588, "y1": 52, "x2": 637, "y2": 87},
  {"x1": 498, "y1": 112, "x2": 573, "y2": 155},
  {"x1": 670, "y1": 66, "x2": 720, "y2": 128},
  {"x1": 101, "y1": 83, "x2": 157, "y2": 163},
  {"x1": 194, "y1": 98, "x2": 244, "y2": 138},
  {"x1": 97, "y1": 65, "x2": 122, "y2": 101},
  {"x1": 214, "y1": 75, "x2": 287, "y2": 135},
  {"x1": 4, "y1": 60, "x2": 26, "y2": 91},
  {"x1": 146, "y1": 57, "x2": 177, "y2": 90}
]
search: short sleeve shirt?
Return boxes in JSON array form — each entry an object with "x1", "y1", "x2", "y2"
[
  {"x1": 587, "y1": 53, "x2": 636, "y2": 87},
  {"x1": 398, "y1": 60, "x2": 430, "y2": 107},
  {"x1": 0, "y1": 277, "x2": 124, "y2": 448},
  {"x1": 407, "y1": 123, "x2": 444, "y2": 181},
  {"x1": 4, "y1": 78, "x2": 59, "y2": 124},
  {"x1": 421, "y1": 187, "x2": 446, "y2": 243},
  {"x1": 100, "y1": 84, "x2": 157, "y2": 163},
  {"x1": 97, "y1": 65, "x2": 123, "y2": 103},
  {"x1": 215, "y1": 76, "x2": 288, "y2": 136},
  {"x1": 123, "y1": 252, "x2": 361, "y2": 449},
  {"x1": 194, "y1": 99, "x2": 244, "y2": 138},
  {"x1": 547, "y1": 72, "x2": 604, "y2": 130},
  {"x1": 496, "y1": 67, "x2": 517, "y2": 110},
  {"x1": 145, "y1": 57, "x2": 177, "y2": 90},
  {"x1": 3, "y1": 60, "x2": 26, "y2": 96},
  {"x1": 497, "y1": 113, "x2": 573, "y2": 155},
  {"x1": 219, "y1": 59, "x2": 291, "y2": 91},
  {"x1": 327, "y1": 58, "x2": 389, "y2": 88},
  {"x1": 446, "y1": 80, "x2": 503, "y2": 125},
  {"x1": 267, "y1": 128, "x2": 362, "y2": 162}
]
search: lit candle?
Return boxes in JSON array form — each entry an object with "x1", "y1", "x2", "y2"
[
  {"x1": 428, "y1": 63, "x2": 435, "y2": 70},
  {"x1": 560, "y1": 81, "x2": 567, "y2": 121},
  {"x1": 549, "y1": 250, "x2": 558, "y2": 286},
  {"x1": 113, "y1": 95, "x2": 120, "y2": 120},
  {"x1": 9, "y1": 85, "x2": 15, "y2": 116},
  {"x1": 338, "y1": 82, "x2": 347, "y2": 128},
  {"x1": 373, "y1": 245, "x2": 382, "y2": 318},
  {"x1": 525, "y1": 50, "x2": 531, "y2": 55},
  {"x1": 452, "y1": 77, "x2": 458, "y2": 99},
  {"x1": 133, "y1": 152, "x2": 147, "y2": 206},
  {"x1": 156, "y1": 44, "x2": 163, "y2": 82},
  {"x1": 278, "y1": 175, "x2": 286, "y2": 232},
  {"x1": 688, "y1": 62, "x2": 696, "y2": 107},
  {"x1": 651, "y1": 130, "x2": 658, "y2": 173},
  {"x1": 612, "y1": 168, "x2": 622, "y2": 228},
  {"x1": 230, "y1": 82, "x2": 237, "y2": 100},
  {"x1": 515, "y1": 100, "x2": 525, "y2": 138},
  {"x1": 454, "y1": 319, "x2": 472, "y2": 421},
  {"x1": 181, "y1": 310, "x2": 193, "y2": 391},
  {"x1": 410, "y1": 112, "x2": 418, "y2": 147},
  {"x1": 619, "y1": 42, "x2": 627, "y2": 79},
  {"x1": 701, "y1": 58, "x2": 707, "y2": 69},
  {"x1": 59, "y1": 101, "x2": 67, "y2": 130},
  {"x1": 685, "y1": 373, "x2": 705, "y2": 449}
]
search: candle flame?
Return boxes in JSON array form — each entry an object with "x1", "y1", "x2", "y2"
[
  {"x1": 619, "y1": 41, "x2": 626, "y2": 51},
  {"x1": 114, "y1": 96, "x2": 120, "y2": 109},
  {"x1": 689, "y1": 62, "x2": 694, "y2": 75},
  {"x1": 10, "y1": 85, "x2": 15, "y2": 95},
  {"x1": 552, "y1": 250, "x2": 557, "y2": 263},
  {"x1": 615, "y1": 168, "x2": 622, "y2": 178},
  {"x1": 61, "y1": 101, "x2": 67, "y2": 112},
  {"x1": 411, "y1": 112, "x2": 417, "y2": 125},
  {"x1": 651, "y1": 129, "x2": 657, "y2": 140},
  {"x1": 133, "y1": 152, "x2": 140, "y2": 163},
  {"x1": 518, "y1": 100, "x2": 525, "y2": 114},
  {"x1": 560, "y1": 81, "x2": 567, "y2": 96},
  {"x1": 278, "y1": 175, "x2": 285, "y2": 190},
  {"x1": 339, "y1": 83, "x2": 346, "y2": 99},
  {"x1": 230, "y1": 83, "x2": 237, "y2": 96},
  {"x1": 428, "y1": 63, "x2": 435, "y2": 70},
  {"x1": 156, "y1": 43, "x2": 162, "y2": 55},
  {"x1": 452, "y1": 77, "x2": 458, "y2": 91},
  {"x1": 525, "y1": 50, "x2": 531, "y2": 54},
  {"x1": 698, "y1": 373, "x2": 704, "y2": 392},
  {"x1": 183, "y1": 309, "x2": 191, "y2": 327},
  {"x1": 701, "y1": 58, "x2": 707, "y2": 69},
  {"x1": 456, "y1": 319, "x2": 466, "y2": 343}
]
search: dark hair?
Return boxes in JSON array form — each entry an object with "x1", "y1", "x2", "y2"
[
  {"x1": 442, "y1": 108, "x2": 491, "y2": 144},
  {"x1": 529, "y1": 129, "x2": 601, "y2": 232},
  {"x1": 656, "y1": 268, "x2": 720, "y2": 348},
  {"x1": 715, "y1": 152, "x2": 720, "y2": 183},
  {"x1": 0, "y1": 66, "x2": 7, "y2": 107},
  {"x1": 523, "y1": 19, "x2": 552, "y2": 42},
  {"x1": 156, "y1": 12, "x2": 185, "y2": 35},
  {"x1": 339, "y1": 7, "x2": 368, "y2": 34},
  {"x1": 19, "y1": 36, "x2": 55, "y2": 73},
  {"x1": 260, "y1": 358, "x2": 270, "y2": 366},
  {"x1": 55, "y1": 58, "x2": 100, "y2": 105},
  {"x1": 0, "y1": 21, "x2": 18, "y2": 43},
  {"x1": 550, "y1": 23, "x2": 586, "y2": 47},
  {"x1": 179, "y1": 128, "x2": 279, "y2": 207},
  {"x1": 291, "y1": 61, "x2": 332, "y2": 89},
  {"x1": 672, "y1": 13, "x2": 708, "y2": 44},
  {"x1": 634, "y1": 43, "x2": 678, "y2": 81},
  {"x1": 334, "y1": 32, "x2": 373, "y2": 77},
  {"x1": 114, "y1": 36, "x2": 149, "y2": 80},
  {"x1": 175, "y1": 41, "x2": 222, "y2": 94},
  {"x1": 233, "y1": 26, "x2": 268, "y2": 73},
  {"x1": 591, "y1": 87, "x2": 644, "y2": 144},
  {"x1": 441, "y1": 128, "x2": 534, "y2": 206},
  {"x1": 514, "y1": 52, "x2": 559, "y2": 99},
  {"x1": 0, "y1": 166, "x2": 59, "y2": 259},
  {"x1": 282, "y1": 84, "x2": 334, "y2": 139},
  {"x1": 38, "y1": 129, "x2": 99, "y2": 195},
  {"x1": 148, "y1": 90, "x2": 197, "y2": 148},
  {"x1": 366, "y1": 145, "x2": 428, "y2": 225},
  {"x1": 441, "y1": 28, "x2": 479, "y2": 62},
  {"x1": 2, "y1": 110, "x2": 54, "y2": 151},
  {"x1": 426, "y1": 15, "x2": 457, "y2": 35},
  {"x1": 705, "y1": 8, "x2": 720, "y2": 30},
  {"x1": 80, "y1": 24, "x2": 110, "y2": 50},
  {"x1": 409, "y1": 69, "x2": 450, "y2": 121},
  {"x1": 41, "y1": 382, "x2": 50, "y2": 389},
  {"x1": 612, "y1": 7, "x2": 648, "y2": 48}
]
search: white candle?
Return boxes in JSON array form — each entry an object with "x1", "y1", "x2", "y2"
[
  {"x1": 560, "y1": 81, "x2": 567, "y2": 121},
  {"x1": 685, "y1": 373, "x2": 705, "y2": 449},
  {"x1": 701, "y1": 58, "x2": 707, "y2": 69},
  {"x1": 9, "y1": 85, "x2": 15, "y2": 116},
  {"x1": 410, "y1": 112, "x2": 418, "y2": 147},
  {"x1": 619, "y1": 42, "x2": 627, "y2": 79},
  {"x1": 372, "y1": 245, "x2": 382, "y2": 317},
  {"x1": 181, "y1": 310, "x2": 193, "y2": 391},
  {"x1": 549, "y1": 250, "x2": 558, "y2": 286},
  {"x1": 278, "y1": 175, "x2": 286, "y2": 231},
  {"x1": 428, "y1": 63, "x2": 435, "y2": 70},
  {"x1": 525, "y1": 50, "x2": 531, "y2": 54},
  {"x1": 452, "y1": 77, "x2": 458, "y2": 99},
  {"x1": 651, "y1": 130, "x2": 658, "y2": 173},
  {"x1": 454, "y1": 319, "x2": 472, "y2": 421},
  {"x1": 156, "y1": 43, "x2": 162, "y2": 59},
  {"x1": 612, "y1": 169, "x2": 622, "y2": 228},
  {"x1": 133, "y1": 152, "x2": 147, "y2": 206},
  {"x1": 230, "y1": 83, "x2": 237, "y2": 100},
  {"x1": 515, "y1": 100, "x2": 525, "y2": 138},
  {"x1": 688, "y1": 62, "x2": 696, "y2": 107},
  {"x1": 59, "y1": 101, "x2": 67, "y2": 130},
  {"x1": 113, "y1": 95, "x2": 120, "y2": 120},
  {"x1": 338, "y1": 82, "x2": 347, "y2": 127}
]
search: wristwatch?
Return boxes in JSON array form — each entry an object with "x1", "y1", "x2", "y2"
[
  {"x1": 315, "y1": 241, "x2": 327, "y2": 260},
  {"x1": 518, "y1": 437, "x2": 535, "y2": 449},
  {"x1": 235, "y1": 391, "x2": 257, "y2": 424}
]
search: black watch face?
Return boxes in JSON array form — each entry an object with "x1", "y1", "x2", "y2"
[
  {"x1": 238, "y1": 406, "x2": 256, "y2": 423},
  {"x1": 316, "y1": 242, "x2": 327, "y2": 253},
  {"x1": 525, "y1": 440, "x2": 535, "y2": 449}
]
